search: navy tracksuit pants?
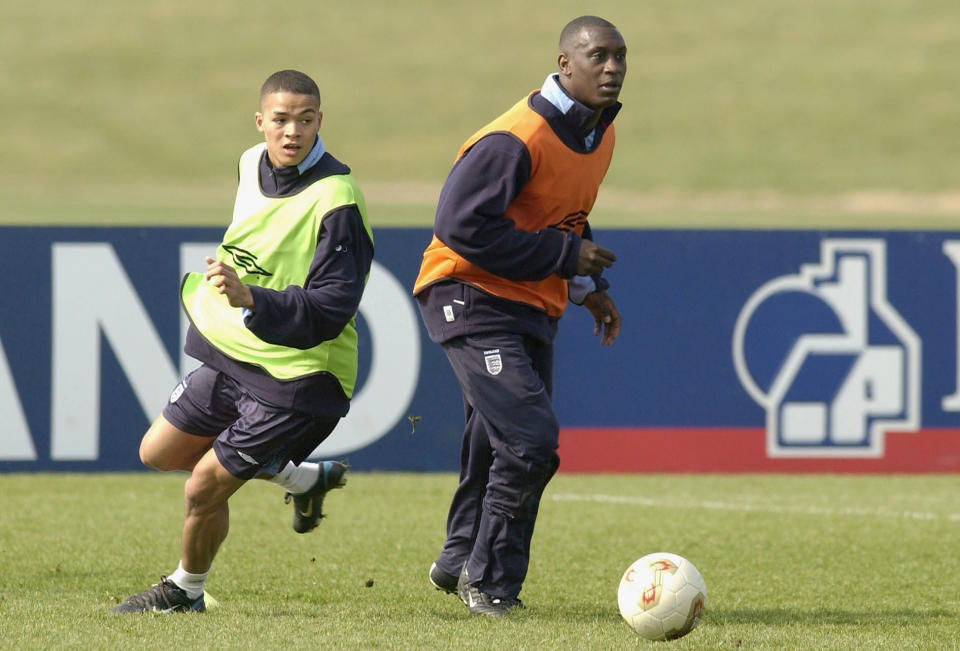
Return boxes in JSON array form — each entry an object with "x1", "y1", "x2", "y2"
[{"x1": 434, "y1": 331, "x2": 560, "y2": 599}]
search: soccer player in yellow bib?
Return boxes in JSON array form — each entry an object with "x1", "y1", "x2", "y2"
[{"x1": 112, "y1": 70, "x2": 374, "y2": 613}]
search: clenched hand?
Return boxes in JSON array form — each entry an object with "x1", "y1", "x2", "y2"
[
  {"x1": 204, "y1": 257, "x2": 255, "y2": 311},
  {"x1": 576, "y1": 239, "x2": 617, "y2": 275}
]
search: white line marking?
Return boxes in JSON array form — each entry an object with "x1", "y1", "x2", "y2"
[{"x1": 549, "y1": 493, "x2": 960, "y2": 522}]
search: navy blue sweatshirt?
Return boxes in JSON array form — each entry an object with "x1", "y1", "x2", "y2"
[
  {"x1": 184, "y1": 149, "x2": 374, "y2": 418},
  {"x1": 417, "y1": 89, "x2": 619, "y2": 345}
]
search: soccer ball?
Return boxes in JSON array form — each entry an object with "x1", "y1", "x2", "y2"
[{"x1": 617, "y1": 552, "x2": 707, "y2": 641}]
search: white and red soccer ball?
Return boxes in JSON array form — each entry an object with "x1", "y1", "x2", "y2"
[{"x1": 617, "y1": 552, "x2": 707, "y2": 641}]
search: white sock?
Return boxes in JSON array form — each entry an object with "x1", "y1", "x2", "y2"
[
  {"x1": 269, "y1": 461, "x2": 320, "y2": 494},
  {"x1": 168, "y1": 561, "x2": 208, "y2": 600}
]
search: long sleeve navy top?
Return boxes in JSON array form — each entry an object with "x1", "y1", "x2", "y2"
[{"x1": 418, "y1": 82, "x2": 619, "y2": 345}]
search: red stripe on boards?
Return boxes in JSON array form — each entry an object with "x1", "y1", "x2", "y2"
[{"x1": 556, "y1": 427, "x2": 960, "y2": 473}]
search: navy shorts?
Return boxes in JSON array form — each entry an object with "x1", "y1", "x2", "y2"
[{"x1": 162, "y1": 365, "x2": 339, "y2": 480}]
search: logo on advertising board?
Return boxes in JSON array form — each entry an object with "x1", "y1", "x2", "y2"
[{"x1": 732, "y1": 239, "x2": 921, "y2": 457}]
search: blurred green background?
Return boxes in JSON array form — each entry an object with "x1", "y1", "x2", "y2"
[{"x1": 1, "y1": 0, "x2": 957, "y2": 228}]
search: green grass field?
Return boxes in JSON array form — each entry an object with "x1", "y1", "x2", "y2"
[
  {"x1": 2, "y1": 0, "x2": 958, "y2": 229},
  {"x1": 2, "y1": 472, "x2": 959, "y2": 648},
  {"x1": 2, "y1": 2, "x2": 959, "y2": 647}
]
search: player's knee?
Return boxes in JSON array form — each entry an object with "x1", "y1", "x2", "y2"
[
  {"x1": 138, "y1": 436, "x2": 165, "y2": 470},
  {"x1": 138, "y1": 435, "x2": 182, "y2": 472},
  {"x1": 525, "y1": 452, "x2": 559, "y2": 495},
  {"x1": 485, "y1": 453, "x2": 559, "y2": 520},
  {"x1": 183, "y1": 472, "x2": 220, "y2": 515},
  {"x1": 182, "y1": 476, "x2": 204, "y2": 511},
  {"x1": 485, "y1": 484, "x2": 540, "y2": 521}
]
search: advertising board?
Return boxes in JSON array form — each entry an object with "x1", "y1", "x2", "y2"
[{"x1": 2, "y1": 227, "x2": 958, "y2": 472}]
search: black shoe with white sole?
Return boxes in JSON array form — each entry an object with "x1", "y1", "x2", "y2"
[
  {"x1": 457, "y1": 565, "x2": 524, "y2": 617},
  {"x1": 284, "y1": 460, "x2": 348, "y2": 533},
  {"x1": 429, "y1": 562, "x2": 459, "y2": 594},
  {"x1": 111, "y1": 577, "x2": 205, "y2": 614}
]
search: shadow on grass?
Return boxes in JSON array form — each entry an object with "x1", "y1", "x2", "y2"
[{"x1": 710, "y1": 607, "x2": 956, "y2": 626}]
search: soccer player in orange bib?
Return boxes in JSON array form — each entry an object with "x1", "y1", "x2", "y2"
[{"x1": 414, "y1": 16, "x2": 626, "y2": 616}]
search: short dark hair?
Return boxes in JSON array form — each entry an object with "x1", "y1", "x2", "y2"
[
  {"x1": 259, "y1": 70, "x2": 321, "y2": 107},
  {"x1": 559, "y1": 15, "x2": 618, "y2": 51}
]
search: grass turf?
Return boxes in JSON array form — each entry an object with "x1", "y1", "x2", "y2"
[
  {"x1": 2, "y1": 472, "x2": 958, "y2": 648},
  {"x1": 2, "y1": 0, "x2": 958, "y2": 228},
  {"x1": 2, "y1": 1, "x2": 959, "y2": 645}
]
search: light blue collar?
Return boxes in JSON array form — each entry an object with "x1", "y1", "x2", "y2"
[
  {"x1": 297, "y1": 136, "x2": 326, "y2": 174},
  {"x1": 540, "y1": 73, "x2": 596, "y2": 149},
  {"x1": 540, "y1": 73, "x2": 575, "y2": 114}
]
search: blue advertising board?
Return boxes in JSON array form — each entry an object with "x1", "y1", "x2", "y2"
[{"x1": 2, "y1": 227, "x2": 959, "y2": 472}]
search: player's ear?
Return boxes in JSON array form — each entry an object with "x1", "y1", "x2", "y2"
[
  {"x1": 254, "y1": 112, "x2": 265, "y2": 133},
  {"x1": 558, "y1": 52, "x2": 571, "y2": 77},
  {"x1": 316, "y1": 110, "x2": 323, "y2": 129}
]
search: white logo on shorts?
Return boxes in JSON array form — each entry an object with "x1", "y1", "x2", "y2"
[
  {"x1": 169, "y1": 379, "x2": 187, "y2": 403},
  {"x1": 484, "y1": 349, "x2": 502, "y2": 376},
  {"x1": 237, "y1": 450, "x2": 261, "y2": 466}
]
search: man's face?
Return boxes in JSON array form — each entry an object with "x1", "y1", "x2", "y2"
[
  {"x1": 255, "y1": 92, "x2": 322, "y2": 167},
  {"x1": 558, "y1": 26, "x2": 627, "y2": 110}
]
